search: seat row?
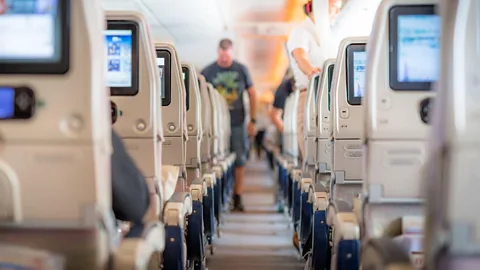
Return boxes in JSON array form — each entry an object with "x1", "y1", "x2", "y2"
[
  {"x1": 275, "y1": 0, "x2": 480, "y2": 269},
  {"x1": 0, "y1": 3, "x2": 235, "y2": 269}
]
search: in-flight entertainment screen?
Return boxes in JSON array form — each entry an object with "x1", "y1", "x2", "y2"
[
  {"x1": 389, "y1": 5, "x2": 439, "y2": 90},
  {"x1": 182, "y1": 67, "x2": 190, "y2": 111},
  {"x1": 0, "y1": 87, "x2": 15, "y2": 119},
  {"x1": 105, "y1": 21, "x2": 139, "y2": 96},
  {"x1": 313, "y1": 75, "x2": 320, "y2": 103},
  {"x1": 346, "y1": 43, "x2": 366, "y2": 105},
  {"x1": 157, "y1": 57, "x2": 165, "y2": 98},
  {"x1": 327, "y1": 64, "x2": 334, "y2": 111},
  {"x1": 157, "y1": 50, "x2": 171, "y2": 106},
  {"x1": 353, "y1": 51, "x2": 366, "y2": 98},
  {"x1": 105, "y1": 30, "x2": 133, "y2": 87},
  {"x1": 0, "y1": 0, "x2": 70, "y2": 74}
]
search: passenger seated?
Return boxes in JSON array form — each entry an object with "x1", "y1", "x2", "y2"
[{"x1": 111, "y1": 129, "x2": 150, "y2": 224}]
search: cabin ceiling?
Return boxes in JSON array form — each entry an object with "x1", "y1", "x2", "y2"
[{"x1": 102, "y1": 0, "x2": 294, "y2": 91}]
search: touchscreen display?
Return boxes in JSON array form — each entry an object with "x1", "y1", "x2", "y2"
[
  {"x1": 397, "y1": 15, "x2": 440, "y2": 83},
  {"x1": 327, "y1": 64, "x2": 334, "y2": 111},
  {"x1": 353, "y1": 51, "x2": 366, "y2": 98},
  {"x1": 157, "y1": 57, "x2": 165, "y2": 98},
  {"x1": 182, "y1": 69, "x2": 190, "y2": 111},
  {"x1": 313, "y1": 76, "x2": 320, "y2": 103},
  {"x1": 104, "y1": 29, "x2": 133, "y2": 87},
  {"x1": 0, "y1": 87, "x2": 15, "y2": 119},
  {"x1": 0, "y1": 0, "x2": 60, "y2": 62}
]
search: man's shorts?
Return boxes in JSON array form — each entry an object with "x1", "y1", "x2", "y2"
[{"x1": 230, "y1": 125, "x2": 250, "y2": 167}]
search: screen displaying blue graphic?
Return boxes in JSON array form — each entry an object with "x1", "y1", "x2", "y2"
[
  {"x1": 353, "y1": 51, "x2": 366, "y2": 97},
  {"x1": 0, "y1": 0, "x2": 59, "y2": 61},
  {"x1": 0, "y1": 87, "x2": 15, "y2": 119},
  {"x1": 157, "y1": 57, "x2": 165, "y2": 98},
  {"x1": 397, "y1": 14, "x2": 440, "y2": 83},
  {"x1": 104, "y1": 30, "x2": 133, "y2": 87}
]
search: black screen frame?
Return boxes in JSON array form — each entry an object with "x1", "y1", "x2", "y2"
[
  {"x1": 388, "y1": 4, "x2": 438, "y2": 91},
  {"x1": 313, "y1": 75, "x2": 320, "y2": 103},
  {"x1": 157, "y1": 50, "x2": 172, "y2": 106},
  {"x1": 0, "y1": 0, "x2": 71, "y2": 74},
  {"x1": 346, "y1": 43, "x2": 366, "y2": 106},
  {"x1": 182, "y1": 66, "x2": 190, "y2": 111},
  {"x1": 327, "y1": 64, "x2": 334, "y2": 111},
  {"x1": 0, "y1": 86, "x2": 35, "y2": 121},
  {"x1": 107, "y1": 20, "x2": 140, "y2": 96}
]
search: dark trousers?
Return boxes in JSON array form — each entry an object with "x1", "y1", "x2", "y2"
[{"x1": 254, "y1": 130, "x2": 266, "y2": 158}]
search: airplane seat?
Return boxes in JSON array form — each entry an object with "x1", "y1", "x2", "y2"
[
  {"x1": 423, "y1": 0, "x2": 479, "y2": 269},
  {"x1": 206, "y1": 83, "x2": 225, "y2": 239},
  {"x1": 299, "y1": 59, "x2": 336, "y2": 260},
  {"x1": 330, "y1": 36, "x2": 368, "y2": 205},
  {"x1": 304, "y1": 73, "x2": 321, "y2": 176},
  {"x1": 290, "y1": 89, "x2": 304, "y2": 231},
  {"x1": 315, "y1": 58, "x2": 336, "y2": 189},
  {"x1": 154, "y1": 42, "x2": 195, "y2": 269},
  {"x1": 359, "y1": 0, "x2": 439, "y2": 269},
  {"x1": 196, "y1": 75, "x2": 217, "y2": 252},
  {"x1": 106, "y1": 10, "x2": 169, "y2": 269},
  {"x1": 0, "y1": 3, "x2": 164, "y2": 269},
  {"x1": 281, "y1": 95, "x2": 296, "y2": 213},
  {"x1": 156, "y1": 42, "x2": 187, "y2": 192},
  {"x1": 214, "y1": 93, "x2": 233, "y2": 207},
  {"x1": 327, "y1": 36, "x2": 369, "y2": 270},
  {"x1": 181, "y1": 62, "x2": 209, "y2": 268},
  {"x1": 309, "y1": 183, "x2": 331, "y2": 270}
]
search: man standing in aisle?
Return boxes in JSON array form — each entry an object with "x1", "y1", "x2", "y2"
[{"x1": 202, "y1": 38, "x2": 257, "y2": 212}]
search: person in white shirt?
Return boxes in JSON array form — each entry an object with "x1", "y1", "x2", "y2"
[{"x1": 286, "y1": 0, "x2": 333, "y2": 252}]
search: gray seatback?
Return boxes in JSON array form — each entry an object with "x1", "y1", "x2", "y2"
[
  {"x1": 0, "y1": 1, "x2": 111, "y2": 268},
  {"x1": 331, "y1": 36, "x2": 368, "y2": 204},
  {"x1": 362, "y1": 0, "x2": 438, "y2": 238}
]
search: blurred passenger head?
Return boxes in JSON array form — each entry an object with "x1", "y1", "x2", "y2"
[
  {"x1": 217, "y1": 38, "x2": 234, "y2": 67},
  {"x1": 303, "y1": 1, "x2": 314, "y2": 20}
]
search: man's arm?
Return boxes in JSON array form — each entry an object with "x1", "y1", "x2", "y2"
[
  {"x1": 270, "y1": 107, "x2": 284, "y2": 133},
  {"x1": 243, "y1": 65, "x2": 256, "y2": 121},
  {"x1": 287, "y1": 29, "x2": 321, "y2": 78}
]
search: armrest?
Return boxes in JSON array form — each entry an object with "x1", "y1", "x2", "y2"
[
  {"x1": 189, "y1": 178, "x2": 207, "y2": 202},
  {"x1": 143, "y1": 176, "x2": 161, "y2": 222},
  {"x1": 164, "y1": 192, "x2": 193, "y2": 228},
  {"x1": 115, "y1": 221, "x2": 165, "y2": 269},
  {"x1": 202, "y1": 171, "x2": 217, "y2": 188},
  {"x1": 291, "y1": 168, "x2": 302, "y2": 184},
  {"x1": 0, "y1": 244, "x2": 65, "y2": 269},
  {"x1": 161, "y1": 165, "x2": 181, "y2": 202},
  {"x1": 300, "y1": 176, "x2": 313, "y2": 193},
  {"x1": 212, "y1": 165, "x2": 223, "y2": 179},
  {"x1": 310, "y1": 183, "x2": 329, "y2": 211}
]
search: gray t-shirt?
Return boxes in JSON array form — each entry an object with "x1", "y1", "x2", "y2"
[{"x1": 201, "y1": 60, "x2": 253, "y2": 127}]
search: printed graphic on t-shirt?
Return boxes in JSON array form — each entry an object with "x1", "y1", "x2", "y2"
[{"x1": 212, "y1": 71, "x2": 240, "y2": 109}]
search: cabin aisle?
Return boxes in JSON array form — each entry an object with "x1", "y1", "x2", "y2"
[{"x1": 207, "y1": 158, "x2": 304, "y2": 270}]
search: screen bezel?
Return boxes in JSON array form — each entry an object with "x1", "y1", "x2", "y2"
[
  {"x1": 0, "y1": 0, "x2": 71, "y2": 74},
  {"x1": 346, "y1": 43, "x2": 366, "y2": 106},
  {"x1": 107, "y1": 20, "x2": 140, "y2": 96},
  {"x1": 388, "y1": 4, "x2": 438, "y2": 91},
  {"x1": 157, "y1": 50, "x2": 171, "y2": 106},
  {"x1": 0, "y1": 86, "x2": 35, "y2": 121},
  {"x1": 182, "y1": 66, "x2": 190, "y2": 111},
  {"x1": 327, "y1": 64, "x2": 334, "y2": 111},
  {"x1": 312, "y1": 75, "x2": 320, "y2": 104}
]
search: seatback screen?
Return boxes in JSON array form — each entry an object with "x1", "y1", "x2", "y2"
[
  {"x1": 105, "y1": 21, "x2": 139, "y2": 96},
  {"x1": 346, "y1": 43, "x2": 366, "y2": 106},
  {"x1": 313, "y1": 75, "x2": 320, "y2": 104},
  {"x1": 182, "y1": 67, "x2": 190, "y2": 111},
  {"x1": 156, "y1": 50, "x2": 171, "y2": 106},
  {"x1": 0, "y1": 0, "x2": 70, "y2": 74},
  {"x1": 327, "y1": 64, "x2": 334, "y2": 111},
  {"x1": 389, "y1": 5, "x2": 440, "y2": 90},
  {"x1": 0, "y1": 87, "x2": 15, "y2": 119}
]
